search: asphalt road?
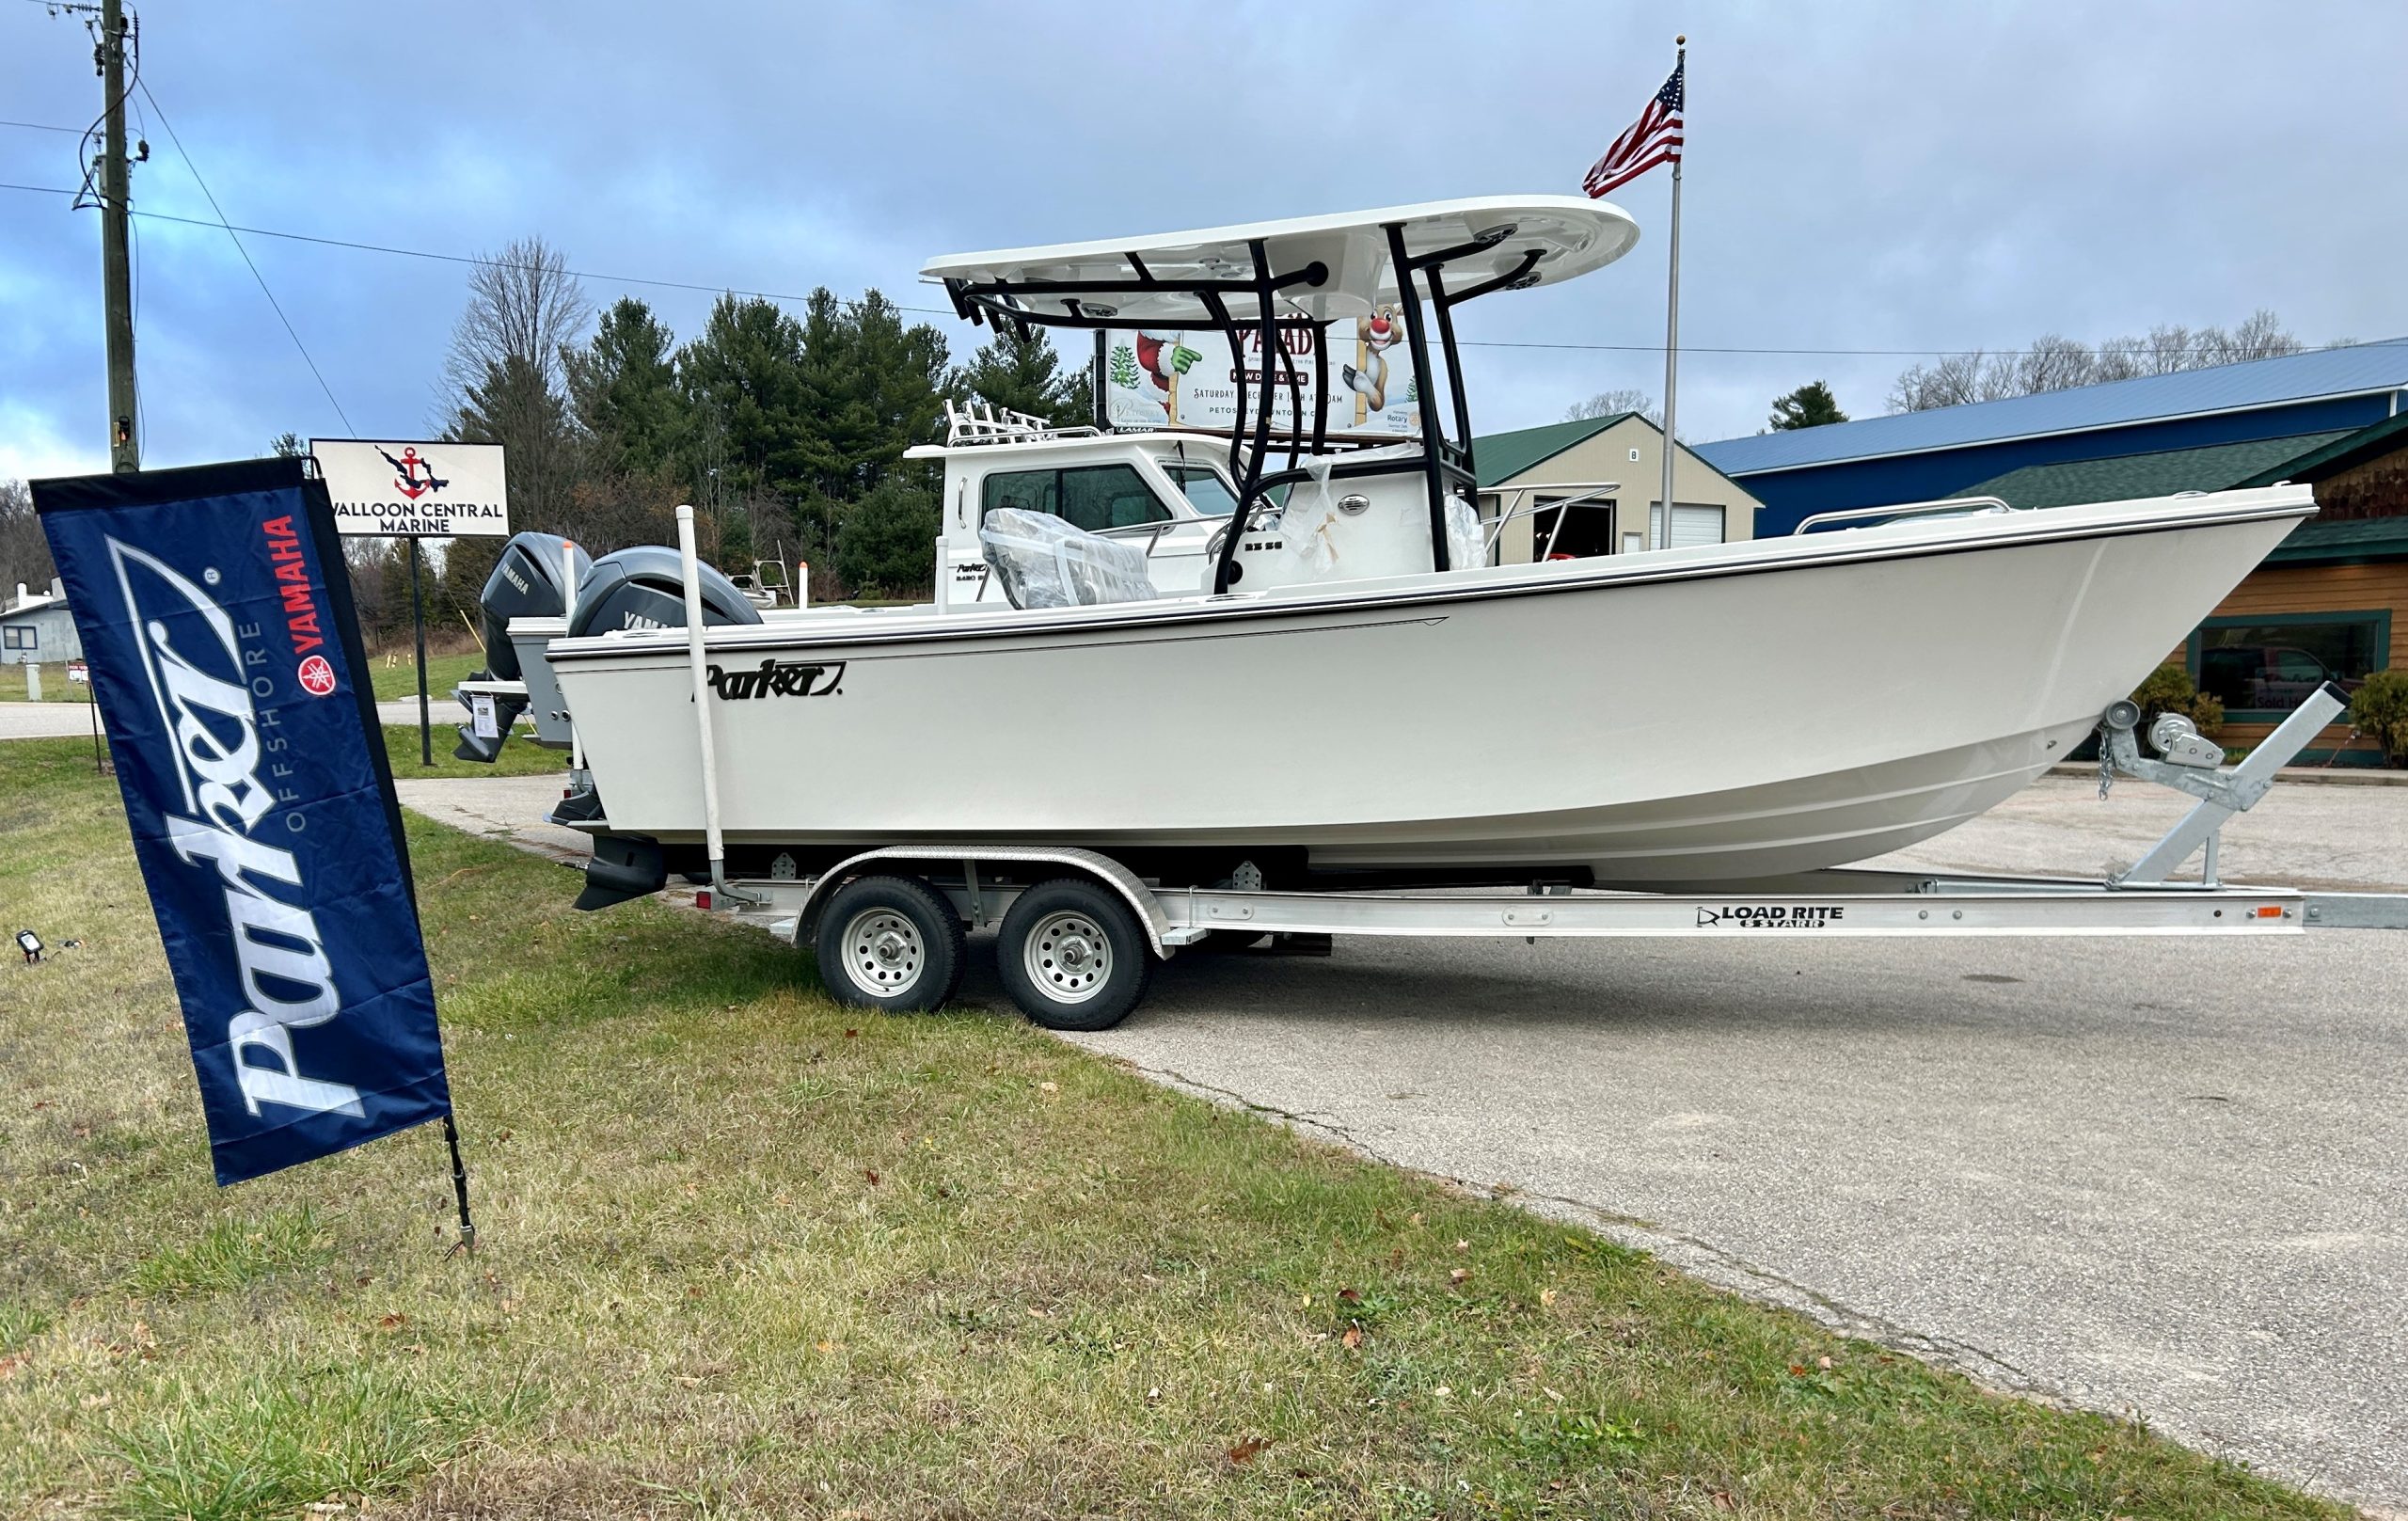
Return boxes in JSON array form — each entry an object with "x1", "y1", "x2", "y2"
[
  {"x1": 0, "y1": 697, "x2": 434, "y2": 741},
  {"x1": 360, "y1": 770, "x2": 2408, "y2": 1510}
]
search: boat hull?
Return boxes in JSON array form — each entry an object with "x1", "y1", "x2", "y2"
[{"x1": 548, "y1": 491, "x2": 2308, "y2": 885}]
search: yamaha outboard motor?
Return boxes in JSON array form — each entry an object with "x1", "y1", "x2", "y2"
[
  {"x1": 565, "y1": 546, "x2": 765, "y2": 638},
  {"x1": 454, "y1": 533, "x2": 592, "y2": 763}
]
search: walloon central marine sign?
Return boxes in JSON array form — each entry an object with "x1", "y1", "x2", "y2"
[{"x1": 310, "y1": 438, "x2": 510, "y2": 538}]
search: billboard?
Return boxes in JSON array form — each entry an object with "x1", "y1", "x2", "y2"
[
  {"x1": 32, "y1": 457, "x2": 456, "y2": 1184},
  {"x1": 1101, "y1": 315, "x2": 1420, "y2": 438},
  {"x1": 311, "y1": 438, "x2": 509, "y2": 538}
]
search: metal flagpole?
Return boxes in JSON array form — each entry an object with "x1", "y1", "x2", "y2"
[{"x1": 1656, "y1": 36, "x2": 1686, "y2": 550}]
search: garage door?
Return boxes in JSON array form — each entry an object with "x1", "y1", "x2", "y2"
[{"x1": 1649, "y1": 502, "x2": 1726, "y2": 549}]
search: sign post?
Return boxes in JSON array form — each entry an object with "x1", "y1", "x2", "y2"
[
  {"x1": 31, "y1": 456, "x2": 471, "y2": 1240},
  {"x1": 309, "y1": 440, "x2": 510, "y2": 768}
]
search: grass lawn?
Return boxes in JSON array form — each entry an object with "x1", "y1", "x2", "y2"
[
  {"x1": 0, "y1": 663, "x2": 94, "y2": 704},
  {"x1": 0, "y1": 736, "x2": 2348, "y2": 1520},
  {"x1": 369, "y1": 649, "x2": 486, "y2": 704}
]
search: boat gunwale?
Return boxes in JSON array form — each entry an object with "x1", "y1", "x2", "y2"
[{"x1": 544, "y1": 488, "x2": 2314, "y2": 665}]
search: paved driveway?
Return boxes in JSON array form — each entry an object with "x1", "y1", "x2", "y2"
[
  {"x1": 382, "y1": 771, "x2": 2408, "y2": 1510},
  {"x1": 1048, "y1": 782, "x2": 2408, "y2": 1511}
]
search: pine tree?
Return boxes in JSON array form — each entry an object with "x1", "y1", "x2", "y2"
[
  {"x1": 962, "y1": 325, "x2": 1093, "y2": 429},
  {"x1": 675, "y1": 293, "x2": 813, "y2": 512},
  {"x1": 1767, "y1": 381, "x2": 1848, "y2": 431},
  {"x1": 565, "y1": 297, "x2": 685, "y2": 473}
]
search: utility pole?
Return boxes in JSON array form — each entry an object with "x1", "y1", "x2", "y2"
[{"x1": 98, "y1": 0, "x2": 138, "y2": 471}]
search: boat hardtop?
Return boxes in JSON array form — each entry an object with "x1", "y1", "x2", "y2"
[{"x1": 921, "y1": 196, "x2": 1640, "y2": 325}]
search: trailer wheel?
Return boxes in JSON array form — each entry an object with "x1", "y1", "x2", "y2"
[
  {"x1": 997, "y1": 878, "x2": 1153, "y2": 1032},
  {"x1": 814, "y1": 874, "x2": 964, "y2": 1013}
]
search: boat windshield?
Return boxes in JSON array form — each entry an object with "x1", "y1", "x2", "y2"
[{"x1": 1167, "y1": 464, "x2": 1238, "y2": 516}]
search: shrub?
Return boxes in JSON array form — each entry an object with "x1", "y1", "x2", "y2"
[
  {"x1": 2131, "y1": 662, "x2": 2224, "y2": 735},
  {"x1": 2349, "y1": 668, "x2": 2408, "y2": 767}
]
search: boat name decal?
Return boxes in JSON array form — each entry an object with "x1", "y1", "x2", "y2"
[
  {"x1": 1695, "y1": 904, "x2": 1846, "y2": 929},
  {"x1": 705, "y1": 658, "x2": 847, "y2": 701}
]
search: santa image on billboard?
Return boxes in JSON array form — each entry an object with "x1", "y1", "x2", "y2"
[{"x1": 1133, "y1": 330, "x2": 1201, "y2": 424}]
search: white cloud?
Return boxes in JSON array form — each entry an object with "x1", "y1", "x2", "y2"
[{"x1": 0, "y1": 400, "x2": 106, "y2": 483}]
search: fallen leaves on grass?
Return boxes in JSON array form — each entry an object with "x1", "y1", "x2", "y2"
[{"x1": 1226, "y1": 1435, "x2": 1269, "y2": 1465}]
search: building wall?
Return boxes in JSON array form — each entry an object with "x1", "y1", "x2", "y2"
[
  {"x1": 2178, "y1": 559, "x2": 2408, "y2": 764},
  {"x1": 1724, "y1": 394, "x2": 2398, "y2": 534},
  {"x1": 1482, "y1": 417, "x2": 1761, "y2": 563},
  {"x1": 0, "y1": 606, "x2": 80, "y2": 664}
]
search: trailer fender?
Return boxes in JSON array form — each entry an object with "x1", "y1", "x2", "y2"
[{"x1": 793, "y1": 845, "x2": 1175, "y2": 959}]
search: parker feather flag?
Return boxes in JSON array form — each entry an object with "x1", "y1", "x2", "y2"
[
  {"x1": 33, "y1": 458, "x2": 459, "y2": 1188},
  {"x1": 1583, "y1": 58, "x2": 1685, "y2": 198}
]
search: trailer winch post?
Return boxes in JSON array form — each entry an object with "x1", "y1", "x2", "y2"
[
  {"x1": 2108, "y1": 682, "x2": 2350, "y2": 887},
  {"x1": 673, "y1": 505, "x2": 735, "y2": 899}
]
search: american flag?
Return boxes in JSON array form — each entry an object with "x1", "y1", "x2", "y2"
[{"x1": 1583, "y1": 60, "x2": 1685, "y2": 198}]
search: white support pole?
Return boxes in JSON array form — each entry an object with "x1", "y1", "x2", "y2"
[
  {"x1": 673, "y1": 505, "x2": 730, "y2": 893},
  {"x1": 1656, "y1": 38, "x2": 1686, "y2": 551},
  {"x1": 562, "y1": 538, "x2": 584, "y2": 774}
]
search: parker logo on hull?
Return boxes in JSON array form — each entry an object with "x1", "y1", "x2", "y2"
[
  {"x1": 1695, "y1": 904, "x2": 1846, "y2": 929},
  {"x1": 706, "y1": 658, "x2": 846, "y2": 700},
  {"x1": 106, "y1": 536, "x2": 364, "y2": 1120}
]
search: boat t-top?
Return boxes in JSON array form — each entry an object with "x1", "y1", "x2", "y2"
[{"x1": 452, "y1": 196, "x2": 2385, "y2": 1029}]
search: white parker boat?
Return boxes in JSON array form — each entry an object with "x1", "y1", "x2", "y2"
[{"x1": 528, "y1": 197, "x2": 2312, "y2": 904}]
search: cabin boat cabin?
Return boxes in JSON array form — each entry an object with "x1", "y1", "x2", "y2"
[{"x1": 904, "y1": 403, "x2": 1465, "y2": 610}]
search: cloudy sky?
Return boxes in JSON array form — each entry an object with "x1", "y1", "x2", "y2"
[{"x1": 4, "y1": 0, "x2": 2402, "y2": 483}]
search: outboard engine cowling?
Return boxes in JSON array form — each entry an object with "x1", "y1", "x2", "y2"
[
  {"x1": 479, "y1": 532, "x2": 591, "y2": 680},
  {"x1": 455, "y1": 532, "x2": 593, "y2": 762},
  {"x1": 566, "y1": 546, "x2": 767, "y2": 638}
]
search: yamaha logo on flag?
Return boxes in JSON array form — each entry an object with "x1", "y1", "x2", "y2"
[{"x1": 33, "y1": 458, "x2": 458, "y2": 1187}]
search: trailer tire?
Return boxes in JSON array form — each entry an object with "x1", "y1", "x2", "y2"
[
  {"x1": 814, "y1": 874, "x2": 964, "y2": 1013},
  {"x1": 997, "y1": 878, "x2": 1153, "y2": 1032}
]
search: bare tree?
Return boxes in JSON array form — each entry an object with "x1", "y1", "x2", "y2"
[
  {"x1": 1887, "y1": 351, "x2": 1999, "y2": 412},
  {"x1": 1562, "y1": 388, "x2": 1662, "y2": 426},
  {"x1": 0, "y1": 480, "x2": 53, "y2": 601},
  {"x1": 2221, "y1": 309, "x2": 2307, "y2": 365},
  {"x1": 440, "y1": 236, "x2": 594, "y2": 534},
  {"x1": 2010, "y1": 334, "x2": 2098, "y2": 395},
  {"x1": 1888, "y1": 312, "x2": 2312, "y2": 412}
]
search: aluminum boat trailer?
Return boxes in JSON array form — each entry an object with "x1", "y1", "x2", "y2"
[{"x1": 667, "y1": 673, "x2": 2403, "y2": 1032}]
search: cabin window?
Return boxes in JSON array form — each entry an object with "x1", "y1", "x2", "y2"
[
  {"x1": 2190, "y1": 612, "x2": 2388, "y2": 717},
  {"x1": 1166, "y1": 465, "x2": 1238, "y2": 517},
  {"x1": 3, "y1": 626, "x2": 33, "y2": 650},
  {"x1": 981, "y1": 465, "x2": 1172, "y2": 532},
  {"x1": 981, "y1": 469, "x2": 1059, "y2": 519}
]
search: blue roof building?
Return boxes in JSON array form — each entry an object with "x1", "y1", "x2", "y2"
[{"x1": 1696, "y1": 341, "x2": 2408, "y2": 535}]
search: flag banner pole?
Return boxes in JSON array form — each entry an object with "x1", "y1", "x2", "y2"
[
  {"x1": 31, "y1": 457, "x2": 470, "y2": 1238},
  {"x1": 1656, "y1": 37, "x2": 1686, "y2": 549}
]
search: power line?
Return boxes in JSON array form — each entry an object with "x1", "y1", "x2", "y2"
[
  {"x1": 0, "y1": 178, "x2": 2391, "y2": 365},
  {"x1": 0, "y1": 119, "x2": 84, "y2": 134},
  {"x1": 132, "y1": 79, "x2": 356, "y2": 434}
]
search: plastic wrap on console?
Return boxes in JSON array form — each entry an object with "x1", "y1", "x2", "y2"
[
  {"x1": 979, "y1": 509, "x2": 1160, "y2": 610},
  {"x1": 1446, "y1": 493, "x2": 1487, "y2": 571}
]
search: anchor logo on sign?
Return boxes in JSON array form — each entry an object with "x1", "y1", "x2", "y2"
[{"x1": 377, "y1": 446, "x2": 451, "y2": 501}]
